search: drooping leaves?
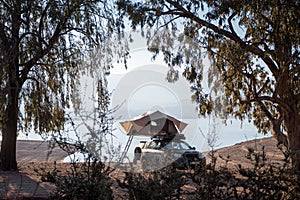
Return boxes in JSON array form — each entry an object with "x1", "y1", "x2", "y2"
[
  {"x1": 0, "y1": 0, "x2": 128, "y2": 134},
  {"x1": 117, "y1": 0, "x2": 300, "y2": 135}
]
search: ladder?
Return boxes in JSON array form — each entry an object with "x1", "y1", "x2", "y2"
[{"x1": 118, "y1": 135, "x2": 134, "y2": 163}]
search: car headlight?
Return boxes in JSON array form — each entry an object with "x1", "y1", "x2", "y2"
[{"x1": 198, "y1": 152, "x2": 205, "y2": 159}]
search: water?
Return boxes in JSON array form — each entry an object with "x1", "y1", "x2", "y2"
[
  {"x1": 111, "y1": 118, "x2": 270, "y2": 161},
  {"x1": 13, "y1": 116, "x2": 271, "y2": 163}
]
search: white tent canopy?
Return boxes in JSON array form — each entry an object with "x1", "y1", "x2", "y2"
[{"x1": 119, "y1": 110, "x2": 188, "y2": 137}]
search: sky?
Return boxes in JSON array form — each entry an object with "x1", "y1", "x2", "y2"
[
  {"x1": 105, "y1": 34, "x2": 271, "y2": 157},
  {"x1": 15, "y1": 31, "x2": 271, "y2": 163}
]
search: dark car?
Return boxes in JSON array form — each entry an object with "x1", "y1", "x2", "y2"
[{"x1": 133, "y1": 137, "x2": 206, "y2": 171}]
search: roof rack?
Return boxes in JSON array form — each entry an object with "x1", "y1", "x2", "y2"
[{"x1": 151, "y1": 133, "x2": 186, "y2": 141}]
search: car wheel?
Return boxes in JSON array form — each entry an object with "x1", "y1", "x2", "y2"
[{"x1": 133, "y1": 147, "x2": 142, "y2": 164}]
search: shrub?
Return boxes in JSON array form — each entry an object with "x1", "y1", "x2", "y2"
[
  {"x1": 39, "y1": 157, "x2": 114, "y2": 200},
  {"x1": 117, "y1": 166, "x2": 186, "y2": 200},
  {"x1": 190, "y1": 146, "x2": 300, "y2": 200}
]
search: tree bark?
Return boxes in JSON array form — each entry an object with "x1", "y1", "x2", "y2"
[
  {"x1": 0, "y1": 87, "x2": 19, "y2": 170},
  {"x1": 286, "y1": 113, "x2": 300, "y2": 175},
  {"x1": 270, "y1": 118, "x2": 288, "y2": 148},
  {"x1": 0, "y1": 1, "x2": 21, "y2": 170}
]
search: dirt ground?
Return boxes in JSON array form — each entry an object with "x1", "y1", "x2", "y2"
[{"x1": 0, "y1": 137, "x2": 288, "y2": 199}]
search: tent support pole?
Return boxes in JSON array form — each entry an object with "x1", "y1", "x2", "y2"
[{"x1": 118, "y1": 135, "x2": 134, "y2": 164}]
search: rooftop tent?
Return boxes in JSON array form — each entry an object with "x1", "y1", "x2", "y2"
[{"x1": 119, "y1": 110, "x2": 188, "y2": 137}]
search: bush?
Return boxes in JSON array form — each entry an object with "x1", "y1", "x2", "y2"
[
  {"x1": 39, "y1": 158, "x2": 114, "y2": 200},
  {"x1": 190, "y1": 146, "x2": 300, "y2": 200},
  {"x1": 37, "y1": 91, "x2": 117, "y2": 200},
  {"x1": 118, "y1": 145, "x2": 300, "y2": 200},
  {"x1": 36, "y1": 133, "x2": 115, "y2": 200},
  {"x1": 117, "y1": 166, "x2": 186, "y2": 200}
]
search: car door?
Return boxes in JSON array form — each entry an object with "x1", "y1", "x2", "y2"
[{"x1": 142, "y1": 141, "x2": 164, "y2": 170}]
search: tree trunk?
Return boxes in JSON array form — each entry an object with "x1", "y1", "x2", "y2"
[
  {"x1": 286, "y1": 113, "x2": 300, "y2": 175},
  {"x1": 0, "y1": 1, "x2": 21, "y2": 171},
  {"x1": 0, "y1": 88, "x2": 19, "y2": 170},
  {"x1": 270, "y1": 118, "x2": 288, "y2": 148}
]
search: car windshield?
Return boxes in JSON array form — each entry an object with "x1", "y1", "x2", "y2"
[{"x1": 163, "y1": 141, "x2": 192, "y2": 150}]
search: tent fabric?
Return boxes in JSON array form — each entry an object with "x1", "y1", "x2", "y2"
[{"x1": 119, "y1": 110, "x2": 188, "y2": 137}]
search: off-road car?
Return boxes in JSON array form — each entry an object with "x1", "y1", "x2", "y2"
[{"x1": 133, "y1": 136, "x2": 206, "y2": 171}]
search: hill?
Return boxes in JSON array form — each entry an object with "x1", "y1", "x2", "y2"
[
  {"x1": 0, "y1": 136, "x2": 289, "y2": 199},
  {"x1": 208, "y1": 136, "x2": 286, "y2": 169}
]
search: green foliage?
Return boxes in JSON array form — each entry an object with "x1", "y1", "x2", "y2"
[
  {"x1": 0, "y1": 0, "x2": 127, "y2": 134},
  {"x1": 36, "y1": 83, "x2": 120, "y2": 199},
  {"x1": 116, "y1": 0, "x2": 300, "y2": 134},
  {"x1": 117, "y1": 0, "x2": 300, "y2": 172},
  {"x1": 38, "y1": 105, "x2": 116, "y2": 199}
]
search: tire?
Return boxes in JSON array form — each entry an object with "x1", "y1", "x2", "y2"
[{"x1": 133, "y1": 147, "x2": 142, "y2": 164}]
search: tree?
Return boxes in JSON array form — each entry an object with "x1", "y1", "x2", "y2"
[
  {"x1": 117, "y1": 0, "x2": 300, "y2": 172},
  {"x1": 0, "y1": 0, "x2": 126, "y2": 170}
]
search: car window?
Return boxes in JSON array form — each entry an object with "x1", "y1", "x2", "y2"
[
  {"x1": 147, "y1": 141, "x2": 161, "y2": 149},
  {"x1": 146, "y1": 140, "x2": 192, "y2": 150},
  {"x1": 146, "y1": 141, "x2": 154, "y2": 149},
  {"x1": 173, "y1": 142, "x2": 181, "y2": 149},
  {"x1": 163, "y1": 141, "x2": 192, "y2": 150},
  {"x1": 163, "y1": 142, "x2": 173, "y2": 150},
  {"x1": 178, "y1": 141, "x2": 192, "y2": 150}
]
